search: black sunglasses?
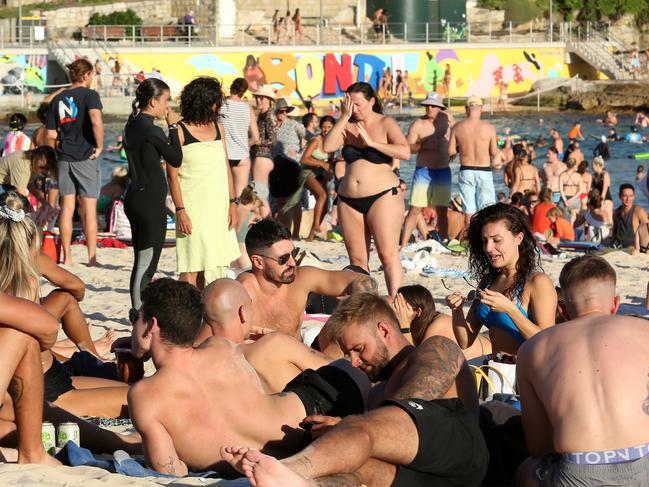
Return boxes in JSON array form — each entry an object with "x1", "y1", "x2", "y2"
[{"x1": 256, "y1": 247, "x2": 300, "y2": 265}]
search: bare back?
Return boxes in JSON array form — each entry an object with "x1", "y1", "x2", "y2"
[
  {"x1": 131, "y1": 338, "x2": 306, "y2": 472},
  {"x1": 410, "y1": 113, "x2": 454, "y2": 169},
  {"x1": 451, "y1": 117, "x2": 496, "y2": 168},
  {"x1": 519, "y1": 315, "x2": 649, "y2": 454}
]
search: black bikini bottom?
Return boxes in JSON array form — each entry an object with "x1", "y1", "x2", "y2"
[{"x1": 338, "y1": 186, "x2": 399, "y2": 215}]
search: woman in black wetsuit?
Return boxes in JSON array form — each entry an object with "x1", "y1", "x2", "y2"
[{"x1": 123, "y1": 78, "x2": 182, "y2": 320}]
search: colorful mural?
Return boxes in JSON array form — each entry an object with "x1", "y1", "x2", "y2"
[
  {"x1": 0, "y1": 54, "x2": 47, "y2": 93},
  {"x1": 114, "y1": 47, "x2": 568, "y2": 103}
]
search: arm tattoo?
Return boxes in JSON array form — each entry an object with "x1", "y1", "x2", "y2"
[
  {"x1": 392, "y1": 336, "x2": 462, "y2": 401},
  {"x1": 8, "y1": 377, "x2": 23, "y2": 405},
  {"x1": 316, "y1": 473, "x2": 363, "y2": 487},
  {"x1": 156, "y1": 456, "x2": 177, "y2": 475},
  {"x1": 643, "y1": 373, "x2": 649, "y2": 416}
]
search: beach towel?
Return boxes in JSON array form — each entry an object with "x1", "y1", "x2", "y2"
[
  {"x1": 57, "y1": 442, "x2": 218, "y2": 479},
  {"x1": 400, "y1": 250, "x2": 438, "y2": 272},
  {"x1": 403, "y1": 239, "x2": 452, "y2": 254},
  {"x1": 558, "y1": 241, "x2": 602, "y2": 252},
  {"x1": 420, "y1": 266, "x2": 470, "y2": 278}
]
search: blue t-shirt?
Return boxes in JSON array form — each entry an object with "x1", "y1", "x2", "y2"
[{"x1": 46, "y1": 86, "x2": 103, "y2": 162}]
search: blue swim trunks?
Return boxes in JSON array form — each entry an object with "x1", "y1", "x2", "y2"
[
  {"x1": 458, "y1": 166, "x2": 495, "y2": 214},
  {"x1": 409, "y1": 166, "x2": 452, "y2": 208}
]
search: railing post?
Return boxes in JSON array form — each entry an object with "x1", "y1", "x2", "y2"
[
  {"x1": 509, "y1": 21, "x2": 512, "y2": 42},
  {"x1": 103, "y1": 25, "x2": 107, "y2": 43},
  {"x1": 404, "y1": 22, "x2": 407, "y2": 42},
  {"x1": 339, "y1": 25, "x2": 342, "y2": 46},
  {"x1": 360, "y1": 24, "x2": 363, "y2": 44},
  {"x1": 316, "y1": 24, "x2": 320, "y2": 45},
  {"x1": 447, "y1": 23, "x2": 450, "y2": 42},
  {"x1": 188, "y1": 25, "x2": 192, "y2": 46},
  {"x1": 425, "y1": 22, "x2": 429, "y2": 43},
  {"x1": 29, "y1": 26, "x2": 33, "y2": 48},
  {"x1": 467, "y1": 22, "x2": 471, "y2": 43},
  {"x1": 488, "y1": 21, "x2": 491, "y2": 41},
  {"x1": 382, "y1": 24, "x2": 385, "y2": 44},
  {"x1": 268, "y1": 24, "x2": 271, "y2": 45},
  {"x1": 132, "y1": 25, "x2": 135, "y2": 46},
  {"x1": 159, "y1": 25, "x2": 163, "y2": 46}
]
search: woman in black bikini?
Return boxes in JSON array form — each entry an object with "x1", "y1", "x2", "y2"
[
  {"x1": 591, "y1": 156, "x2": 613, "y2": 222},
  {"x1": 559, "y1": 157, "x2": 583, "y2": 221},
  {"x1": 323, "y1": 82, "x2": 410, "y2": 296}
]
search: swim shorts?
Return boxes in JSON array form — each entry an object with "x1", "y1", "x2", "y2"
[
  {"x1": 536, "y1": 451, "x2": 649, "y2": 487},
  {"x1": 552, "y1": 191, "x2": 562, "y2": 204},
  {"x1": 269, "y1": 155, "x2": 302, "y2": 199},
  {"x1": 385, "y1": 398, "x2": 489, "y2": 487},
  {"x1": 58, "y1": 159, "x2": 101, "y2": 198},
  {"x1": 44, "y1": 359, "x2": 75, "y2": 402},
  {"x1": 283, "y1": 359, "x2": 371, "y2": 418},
  {"x1": 409, "y1": 166, "x2": 452, "y2": 208},
  {"x1": 458, "y1": 166, "x2": 495, "y2": 214}
]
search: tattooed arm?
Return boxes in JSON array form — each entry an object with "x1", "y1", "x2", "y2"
[
  {"x1": 128, "y1": 384, "x2": 188, "y2": 477},
  {"x1": 391, "y1": 335, "x2": 464, "y2": 401}
]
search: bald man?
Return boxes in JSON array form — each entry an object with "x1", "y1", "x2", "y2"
[
  {"x1": 516, "y1": 255, "x2": 649, "y2": 486},
  {"x1": 197, "y1": 278, "x2": 330, "y2": 393}
]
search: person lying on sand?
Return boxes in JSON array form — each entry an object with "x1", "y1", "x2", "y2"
[
  {"x1": 128, "y1": 278, "x2": 370, "y2": 477},
  {"x1": 238, "y1": 219, "x2": 376, "y2": 339},
  {"x1": 516, "y1": 255, "x2": 649, "y2": 486},
  {"x1": 222, "y1": 292, "x2": 488, "y2": 487},
  {"x1": 197, "y1": 278, "x2": 330, "y2": 393}
]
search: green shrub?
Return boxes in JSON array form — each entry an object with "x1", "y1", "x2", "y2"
[
  {"x1": 504, "y1": 0, "x2": 543, "y2": 22},
  {"x1": 88, "y1": 9, "x2": 142, "y2": 25},
  {"x1": 477, "y1": 0, "x2": 507, "y2": 9}
]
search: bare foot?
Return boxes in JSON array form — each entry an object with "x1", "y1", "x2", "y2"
[
  {"x1": 18, "y1": 448, "x2": 62, "y2": 467},
  {"x1": 241, "y1": 449, "x2": 312, "y2": 487},
  {"x1": 221, "y1": 445, "x2": 250, "y2": 474},
  {"x1": 93, "y1": 330, "x2": 118, "y2": 358},
  {"x1": 87, "y1": 257, "x2": 98, "y2": 267}
]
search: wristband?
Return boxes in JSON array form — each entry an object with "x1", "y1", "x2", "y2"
[
  {"x1": 168, "y1": 123, "x2": 178, "y2": 130},
  {"x1": 175, "y1": 207, "x2": 185, "y2": 212},
  {"x1": 229, "y1": 197, "x2": 240, "y2": 205}
]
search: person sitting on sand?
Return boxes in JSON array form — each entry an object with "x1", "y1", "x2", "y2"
[
  {"x1": 0, "y1": 146, "x2": 57, "y2": 198},
  {"x1": 221, "y1": 292, "x2": 489, "y2": 487},
  {"x1": 237, "y1": 218, "x2": 376, "y2": 339},
  {"x1": 516, "y1": 255, "x2": 649, "y2": 486},
  {"x1": 196, "y1": 278, "x2": 330, "y2": 393},
  {"x1": 546, "y1": 207, "x2": 575, "y2": 246},
  {"x1": 0, "y1": 192, "x2": 128, "y2": 419},
  {"x1": 446, "y1": 203, "x2": 557, "y2": 357},
  {"x1": 128, "y1": 278, "x2": 371, "y2": 476}
]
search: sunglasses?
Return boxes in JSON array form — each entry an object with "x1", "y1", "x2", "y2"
[
  {"x1": 441, "y1": 276, "x2": 481, "y2": 302},
  {"x1": 255, "y1": 247, "x2": 300, "y2": 265},
  {"x1": 529, "y1": 199, "x2": 539, "y2": 204},
  {"x1": 277, "y1": 109, "x2": 289, "y2": 114}
]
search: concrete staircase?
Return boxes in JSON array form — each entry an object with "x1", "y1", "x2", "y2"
[{"x1": 566, "y1": 25, "x2": 634, "y2": 80}]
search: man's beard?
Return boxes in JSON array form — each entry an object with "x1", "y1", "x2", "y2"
[
  {"x1": 265, "y1": 267, "x2": 296, "y2": 285},
  {"x1": 365, "y1": 340, "x2": 391, "y2": 381}
]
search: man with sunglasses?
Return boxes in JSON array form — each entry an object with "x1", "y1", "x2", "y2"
[{"x1": 238, "y1": 219, "x2": 377, "y2": 340}]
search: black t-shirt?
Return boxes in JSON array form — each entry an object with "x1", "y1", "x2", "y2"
[{"x1": 46, "y1": 86, "x2": 103, "y2": 162}]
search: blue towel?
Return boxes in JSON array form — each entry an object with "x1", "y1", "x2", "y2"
[{"x1": 57, "y1": 441, "x2": 218, "y2": 479}]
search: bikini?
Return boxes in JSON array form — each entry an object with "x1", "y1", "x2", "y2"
[
  {"x1": 337, "y1": 144, "x2": 399, "y2": 214},
  {"x1": 476, "y1": 278, "x2": 528, "y2": 344},
  {"x1": 562, "y1": 172, "x2": 580, "y2": 198}
]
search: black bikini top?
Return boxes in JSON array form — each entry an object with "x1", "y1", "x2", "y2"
[{"x1": 341, "y1": 144, "x2": 392, "y2": 165}]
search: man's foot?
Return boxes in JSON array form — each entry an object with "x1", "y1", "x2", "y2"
[
  {"x1": 18, "y1": 448, "x2": 62, "y2": 467},
  {"x1": 87, "y1": 257, "x2": 98, "y2": 267},
  {"x1": 240, "y1": 449, "x2": 312, "y2": 487},
  {"x1": 221, "y1": 445, "x2": 250, "y2": 474}
]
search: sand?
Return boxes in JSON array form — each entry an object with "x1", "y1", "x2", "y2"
[{"x1": 0, "y1": 239, "x2": 647, "y2": 484}]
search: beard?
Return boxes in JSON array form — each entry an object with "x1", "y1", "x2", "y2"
[
  {"x1": 264, "y1": 266, "x2": 296, "y2": 285},
  {"x1": 364, "y1": 340, "x2": 391, "y2": 382}
]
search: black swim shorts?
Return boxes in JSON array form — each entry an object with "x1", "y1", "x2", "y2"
[
  {"x1": 283, "y1": 359, "x2": 371, "y2": 418},
  {"x1": 44, "y1": 359, "x2": 75, "y2": 402},
  {"x1": 385, "y1": 398, "x2": 489, "y2": 487}
]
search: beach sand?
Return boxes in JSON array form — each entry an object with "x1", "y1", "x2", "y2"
[{"x1": 0, "y1": 239, "x2": 647, "y2": 484}]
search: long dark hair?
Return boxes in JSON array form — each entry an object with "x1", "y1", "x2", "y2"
[
  {"x1": 180, "y1": 77, "x2": 223, "y2": 125},
  {"x1": 346, "y1": 82, "x2": 383, "y2": 115},
  {"x1": 127, "y1": 78, "x2": 170, "y2": 126},
  {"x1": 398, "y1": 285, "x2": 439, "y2": 346},
  {"x1": 464, "y1": 203, "x2": 540, "y2": 298}
]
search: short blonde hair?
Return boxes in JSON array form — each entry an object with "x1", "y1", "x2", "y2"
[
  {"x1": 326, "y1": 292, "x2": 399, "y2": 343},
  {"x1": 592, "y1": 156, "x2": 605, "y2": 169}
]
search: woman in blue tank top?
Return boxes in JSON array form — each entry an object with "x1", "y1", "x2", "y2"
[{"x1": 446, "y1": 203, "x2": 557, "y2": 356}]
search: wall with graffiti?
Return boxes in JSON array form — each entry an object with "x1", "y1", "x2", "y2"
[
  {"x1": 114, "y1": 46, "x2": 568, "y2": 102},
  {"x1": 0, "y1": 53, "x2": 47, "y2": 93}
]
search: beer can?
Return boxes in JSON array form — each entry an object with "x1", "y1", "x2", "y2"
[
  {"x1": 57, "y1": 422, "x2": 80, "y2": 448},
  {"x1": 41, "y1": 422, "x2": 56, "y2": 454}
]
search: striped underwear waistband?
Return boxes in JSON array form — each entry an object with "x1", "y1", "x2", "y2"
[{"x1": 564, "y1": 442, "x2": 649, "y2": 465}]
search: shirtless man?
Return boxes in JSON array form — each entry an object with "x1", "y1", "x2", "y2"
[
  {"x1": 400, "y1": 92, "x2": 454, "y2": 245},
  {"x1": 542, "y1": 147, "x2": 567, "y2": 204},
  {"x1": 609, "y1": 183, "x2": 649, "y2": 253},
  {"x1": 238, "y1": 219, "x2": 376, "y2": 339},
  {"x1": 449, "y1": 96, "x2": 498, "y2": 224},
  {"x1": 222, "y1": 292, "x2": 489, "y2": 486},
  {"x1": 129, "y1": 278, "x2": 370, "y2": 476},
  {"x1": 198, "y1": 278, "x2": 330, "y2": 393},
  {"x1": 516, "y1": 255, "x2": 649, "y2": 486},
  {"x1": 549, "y1": 127, "x2": 564, "y2": 155}
]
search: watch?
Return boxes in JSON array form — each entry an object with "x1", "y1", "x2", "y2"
[{"x1": 229, "y1": 197, "x2": 240, "y2": 205}]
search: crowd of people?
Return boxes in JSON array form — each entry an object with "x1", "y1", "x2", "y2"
[{"x1": 1, "y1": 56, "x2": 649, "y2": 487}]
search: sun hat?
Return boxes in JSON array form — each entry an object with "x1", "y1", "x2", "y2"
[
  {"x1": 252, "y1": 84, "x2": 276, "y2": 100},
  {"x1": 449, "y1": 194, "x2": 463, "y2": 212},
  {"x1": 421, "y1": 92, "x2": 446, "y2": 110},
  {"x1": 275, "y1": 97, "x2": 295, "y2": 113},
  {"x1": 466, "y1": 95, "x2": 483, "y2": 107}
]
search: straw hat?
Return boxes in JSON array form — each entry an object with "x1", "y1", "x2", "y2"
[
  {"x1": 466, "y1": 95, "x2": 483, "y2": 107},
  {"x1": 449, "y1": 194, "x2": 463, "y2": 212},
  {"x1": 275, "y1": 97, "x2": 295, "y2": 113},
  {"x1": 252, "y1": 84, "x2": 276, "y2": 100}
]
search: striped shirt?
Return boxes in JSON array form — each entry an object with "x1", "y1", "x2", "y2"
[{"x1": 219, "y1": 99, "x2": 251, "y2": 161}]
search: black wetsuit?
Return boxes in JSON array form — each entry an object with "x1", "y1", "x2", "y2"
[{"x1": 123, "y1": 114, "x2": 182, "y2": 312}]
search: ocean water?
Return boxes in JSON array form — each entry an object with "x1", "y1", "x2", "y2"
[{"x1": 15, "y1": 112, "x2": 649, "y2": 209}]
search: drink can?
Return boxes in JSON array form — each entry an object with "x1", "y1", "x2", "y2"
[
  {"x1": 57, "y1": 422, "x2": 80, "y2": 448},
  {"x1": 41, "y1": 422, "x2": 56, "y2": 454}
]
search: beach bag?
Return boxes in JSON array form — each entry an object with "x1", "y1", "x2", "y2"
[
  {"x1": 472, "y1": 361, "x2": 517, "y2": 400},
  {"x1": 109, "y1": 200, "x2": 131, "y2": 240}
]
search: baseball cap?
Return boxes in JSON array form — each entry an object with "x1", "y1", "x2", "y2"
[
  {"x1": 421, "y1": 92, "x2": 446, "y2": 110},
  {"x1": 466, "y1": 95, "x2": 483, "y2": 107}
]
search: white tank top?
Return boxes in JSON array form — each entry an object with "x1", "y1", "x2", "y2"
[{"x1": 219, "y1": 99, "x2": 251, "y2": 161}]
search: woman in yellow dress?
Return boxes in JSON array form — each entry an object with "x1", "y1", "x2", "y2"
[{"x1": 167, "y1": 77, "x2": 240, "y2": 289}]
